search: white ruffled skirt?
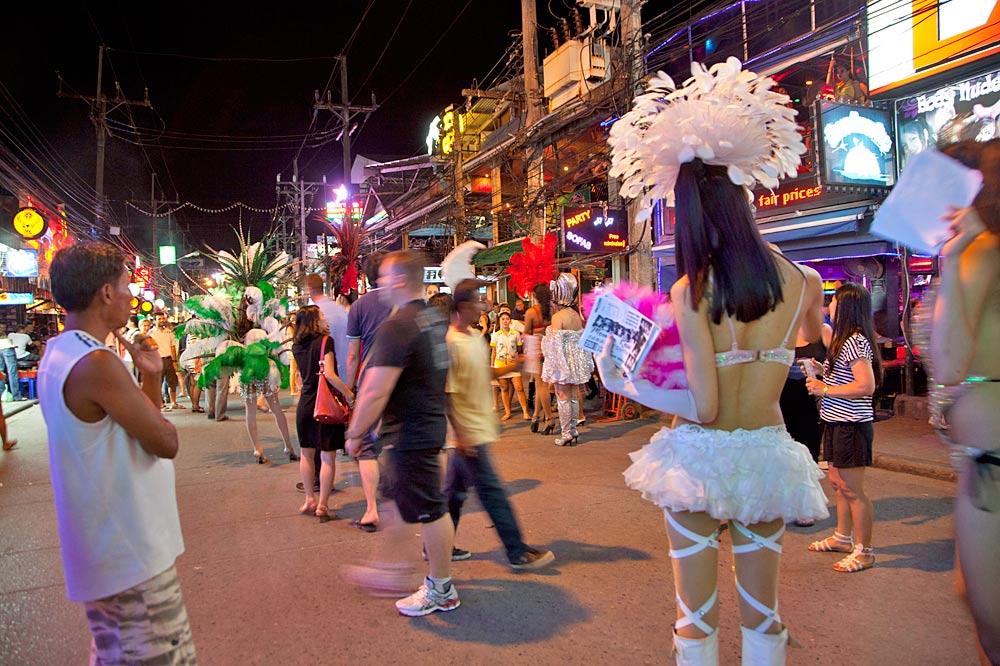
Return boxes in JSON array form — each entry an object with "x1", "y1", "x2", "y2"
[{"x1": 623, "y1": 424, "x2": 829, "y2": 525}]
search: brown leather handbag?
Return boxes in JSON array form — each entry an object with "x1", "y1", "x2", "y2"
[{"x1": 313, "y1": 336, "x2": 350, "y2": 425}]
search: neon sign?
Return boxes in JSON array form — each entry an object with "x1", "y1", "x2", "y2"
[{"x1": 561, "y1": 205, "x2": 628, "y2": 254}]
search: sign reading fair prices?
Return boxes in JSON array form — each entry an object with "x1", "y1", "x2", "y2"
[
  {"x1": 755, "y1": 184, "x2": 824, "y2": 212},
  {"x1": 562, "y1": 205, "x2": 628, "y2": 254}
]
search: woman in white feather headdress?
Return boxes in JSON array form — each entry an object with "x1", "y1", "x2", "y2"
[
  {"x1": 181, "y1": 230, "x2": 298, "y2": 465},
  {"x1": 602, "y1": 58, "x2": 827, "y2": 664}
]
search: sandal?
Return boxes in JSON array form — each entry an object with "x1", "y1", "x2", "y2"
[
  {"x1": 253, "y1": 451, "x2": 269, "y2": 465},
  {"x1": 215, "y1": 415, "x2": 230, "y2": 422},
  {"x1": 315, "y1": 505, "x2": 335, "y2": 523},
  {"x1": 501, "y1": 413, "x2": 512, "y2": 422},
  {"x1": 351, "y1": 519, "x2": 378, "y2": 533},
  {"x1": 807, "y1": 532, "x2": 853, "y2": 553},
  {"x1": 299, "y1": 500, "x2": 318, "y2": 515},
  {"x1": 191, "y1": 407, "x2": 205, "y2": 413},
  {"x1": 285, "y1": 448, "x2": 300, "y2": 462},
  {"x1": 833, "y1": 544, "x2": 875, "y2": 572}
]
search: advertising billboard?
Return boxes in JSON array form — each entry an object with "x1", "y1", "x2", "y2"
[
  {"x1": 896, "y1": 68, "x2": 1000, "y2": 170},
  {"x1": 1, "y1": 248, "x2": 39, "y2": 278},
  {"x1": 562, "y1": 206, "x2": 628, "y2": 254},
  {"x1": 819, "y1": 101, "x2": 896, "y2": 187},
  {"x1": 868, "y1": 0, "x2": 1000, "y2": 95}
]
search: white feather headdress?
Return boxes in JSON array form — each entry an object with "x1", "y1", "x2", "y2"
[
  {"x1": 441, "y1": 240, "x2": 486, "y2": 290},
  {"x1": 608, "y1": 57, "x2": 806, "y2": 223}
]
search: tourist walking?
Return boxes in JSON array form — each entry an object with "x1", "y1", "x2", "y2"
[
  {"x1": 446, "y1": 279, "x2": 555, "y2": 570},
  {"x1": 292, "y1": 305, "x2": 354, "y2": 522},
  {"x1": 343, "y1": 251, "x2": 458, "y2": 616}
]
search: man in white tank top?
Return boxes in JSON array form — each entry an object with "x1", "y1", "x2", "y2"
[{"x1": 38, "y1": 242, "x2": 195, "y2": 664}]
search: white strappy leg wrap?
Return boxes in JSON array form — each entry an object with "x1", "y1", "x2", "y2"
[
  {"x1": 666, "y1": 512, "x2": 721, "y2": 637},
  {"x1": 731, "y1": 521, "x2": 785, "y2": 634}
]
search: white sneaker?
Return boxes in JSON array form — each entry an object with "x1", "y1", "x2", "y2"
[{"x1": 395, "y1": 579, "x2": 460, "y2": 617}]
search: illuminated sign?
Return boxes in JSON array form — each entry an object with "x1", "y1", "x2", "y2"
[
  {"x1": 325, "y1": 185, "x2": 363, "y2": 225},
  {"x1": 819, "y1": 102, "x2": 895, "y2": 187},
  {"x1": 896, "y1": 68, "x2": 1000, "y2": 170},
  {"x1": 423, "y1": 266, "x2": 444, "y2": 284},
  {"x1": 158, "y1": 245, "x2": 176, "y2": 265},
  {"x1": 868, "y1": 0, "x2": 1000, "y2": 94},
  {"x1": 561, "y1": 206, "x2": 628, "y2": 254},
  {"x1": 755, "y1": 184, "x2": 824, "y2": 211},
  {"x1": 132, "y1": 265, "x2": 153, "y2": 289},
  {"x1": 1, "y1": 248, "x2": 39, "y2": 278},
  {"x1": 0, "y1": 292, "x2": 34, "y2": 306},
  {"x1": 12, "y1": 207, "x2": 47, "y2": 240}
]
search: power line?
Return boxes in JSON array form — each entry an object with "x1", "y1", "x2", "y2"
[{"x1": 105, "y1": 47, "x2": 342, "y2": 63}]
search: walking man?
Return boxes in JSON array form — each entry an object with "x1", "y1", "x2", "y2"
[
  {"x1": 446, "y1": 280, "x2": 555, "y2": 570},
  {"x1": 344, "y1": 252, "x2": 392, "y2": 531},
  {"x1": 344, "y1": 251, "x2": 459, "y2": 616},
  {"x1": 38, "y1": 242, "x2": 194, "y2": 663},
  {"x1": 0, "y1": 325, "x2": 22, "y2": 401},
  {"x1": 152, "y1": 314, "x2": 183, "y2": 411}
]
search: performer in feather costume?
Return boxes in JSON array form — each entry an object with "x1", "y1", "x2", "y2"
[{"x1": 178, "y1": 229, "x2": 298, "y2": 465}]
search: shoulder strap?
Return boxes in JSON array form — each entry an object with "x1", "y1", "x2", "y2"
[{"x1": 319, "y1": 335, "x2": 337, "y2": 374}]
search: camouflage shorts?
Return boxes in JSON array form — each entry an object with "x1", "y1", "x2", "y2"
[{"x1": 85, "y1": 566, "x2": 196, "y2": 665}]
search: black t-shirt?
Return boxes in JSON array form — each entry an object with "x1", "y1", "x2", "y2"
[{"x1": 367, "y1": 299, "x2": 449, "y2": 451}]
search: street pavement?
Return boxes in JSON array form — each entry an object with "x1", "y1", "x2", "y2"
[{"x1": 0, "y1": 395, "x2": 980, "y2": 665}]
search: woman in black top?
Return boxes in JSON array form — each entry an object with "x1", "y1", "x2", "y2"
[
  {"x1": 292, "y1": 306, "x2": 354, "y2": 522},
  {"x1": 779, "y1": 325, "x2": 831, "y2": 463}
]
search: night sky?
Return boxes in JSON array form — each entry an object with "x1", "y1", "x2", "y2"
[{"x1": 1, "y1": 1, "x2": 529, "y2": 248}]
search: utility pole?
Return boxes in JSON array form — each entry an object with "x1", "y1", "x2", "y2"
[
  {"x1": 620, "y1": 0, "x2": 653, "y2": 287},
  {"x1": 313, "y1": 56, "x2": 379, "y2": 197},
  {"x1": 58, "y1": 45, "x2": 151, "y2": 232},
  {"x1": 453, "y1": 103, "x2": 466, "y2": 247},
  {"x1": 521, "y1": 0, "x2": 547, "y2": 240}
]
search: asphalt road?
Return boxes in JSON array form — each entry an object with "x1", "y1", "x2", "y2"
[{"x1": 0, "y1": 396, "x2": 980, "y2": 665}]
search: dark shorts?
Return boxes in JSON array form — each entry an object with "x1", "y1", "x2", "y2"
[
  {"x1": 823, "y1": 421, "x2": 874, "y2": 468},
  {"x1": 380, "y1": 447, "x2": 446, "y2": 524},
  {"x1": 356, "y1": 428, "x2": 382, "y2": 461},
  {"x1": 161, "y1": 357, "x2": 178, "y2": 390}
]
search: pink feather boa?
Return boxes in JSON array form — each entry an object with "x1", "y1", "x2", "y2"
[{"x1": 583, "y1": 282, "x2": 688, "y2": 389}]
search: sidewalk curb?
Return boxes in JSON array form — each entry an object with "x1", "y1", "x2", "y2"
[
  {"x1": 2, "y1": 400, "x2": 38, "y2": 419},
  {"x1": 873, "y1": 453, "x2": 956, "y2": 482}
]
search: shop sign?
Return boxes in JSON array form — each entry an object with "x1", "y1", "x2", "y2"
[
  {"x1": 424, "y1": 266, "x2": 444, "y2": 284},
  {"x1": 755, "y1": 184, "x2": 825, "y2": 211},
  {"x1": 819, "y1": 102, "x2": 895, "y2": 187},
  {"x1": 896, "y1": 68, "x2": 1000, "y2": 170},
  {"x1": 132, "y1": 265, "x2": 153, "y2": 289},
  {"x1": 0, "y1": 292, "x2": 34, "y2": 306},
  {"x1": 561, "y1": 205, "x2": 628, "y2": 254},
  {"x1": 12, "y1": 207, "x2": 48, "y2": 240},
  {"x1": 868, "y1": 0, "x2": 1000, "y2": 94}
]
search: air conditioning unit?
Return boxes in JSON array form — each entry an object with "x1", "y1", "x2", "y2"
[{"x1": 543, "y1": 37, "x2": 609, "y2": 112}]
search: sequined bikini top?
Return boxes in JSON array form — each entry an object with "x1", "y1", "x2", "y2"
[{"x1": 715, "y1": 258, "x2": 807, "y2": 368}]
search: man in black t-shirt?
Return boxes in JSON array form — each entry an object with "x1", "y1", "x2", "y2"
[{"x1": 344, "y1": 251, "x2": 458, "y2": 617}]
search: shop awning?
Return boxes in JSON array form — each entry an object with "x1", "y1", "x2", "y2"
[
  {"x1": 408, "y1": 225, "x2": 493, "y2": 240},
  {"x1": 652, "y1": 205, "x2": 892, "y2": 265},
  {"x1": 473, "y1": 237, "x2": 525, "y2": 267}
]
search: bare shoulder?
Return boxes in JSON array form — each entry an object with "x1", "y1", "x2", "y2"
[
  {"x1": 961, "y1": 232, "x2": 1000, "y2": 277},
  {"x1": 669, "y1": 276, "x2": 691, "y2": 305},
  {"x1": 69, "y1": 347, "x2": 125, "y2": 384}
]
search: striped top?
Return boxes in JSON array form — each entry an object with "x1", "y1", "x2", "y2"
[{"x1": 820, "y1": 333, "x2": 874, "y2": 423}]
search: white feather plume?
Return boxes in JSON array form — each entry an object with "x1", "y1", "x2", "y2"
[
  {"x1": 608, "y1": 57, "x2": 806, "y2": 223},
  {"x1": 441, "y1": 241, "x2": 485, "y2": 290}
]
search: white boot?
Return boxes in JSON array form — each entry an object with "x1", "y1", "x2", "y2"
[
  {"x1": 740, "y1": 626, "x2": 787, "y2": 666},
  {"x1": 673, "y1": 630, "x2": 719, "y2": 666}
]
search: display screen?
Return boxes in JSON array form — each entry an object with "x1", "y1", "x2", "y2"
[
  {"x1": 896, "y1": 68, "x2": 1000, "y2": 170},
  {"x1": 562, "y1": 206, "x2": 628, "y2": 254},
  {"x1": 1, "y1": 248, "x2": 39, "y2": 278},
  {"x1": 819, "y1": 101, "x2": 896, "y2": 187}
]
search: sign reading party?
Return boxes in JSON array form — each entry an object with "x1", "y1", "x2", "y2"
[{"x1": 561, "y1": 205, "x2": 628, "y2": 254}]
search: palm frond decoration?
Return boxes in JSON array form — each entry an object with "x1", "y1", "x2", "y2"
[
  {"x1": 204, "y1": 226, "x2": 293, "y2": 290},
  {"x1": 316, "y1": 213, "x2": 367, "y2": 295}
]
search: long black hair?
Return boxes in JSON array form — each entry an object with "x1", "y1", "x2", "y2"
[
  {"x1": 828, "y1": 282, "x2": 882, "y2": 387},
  {"x1": 940, "y1": 139, "x2": 1000, "y2": 234},
  {"x1": 674, "y1": 159, "x2": 784, "y2": 323},
  {"x1": 533, "y1": 283, "x2": 552, "y2": 321}
]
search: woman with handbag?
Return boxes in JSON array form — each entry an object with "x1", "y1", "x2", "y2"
[{"x1": 292, "y1": 306, "x2": 354, "y2": 522}]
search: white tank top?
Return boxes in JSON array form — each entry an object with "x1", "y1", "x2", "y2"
[{"x1": 38, "y1": 330, "x2": 184, "y2": 602}]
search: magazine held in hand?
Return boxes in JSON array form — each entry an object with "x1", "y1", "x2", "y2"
[{"x1": 579, "y1": 293, "x2": 660, "y2": 378}]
